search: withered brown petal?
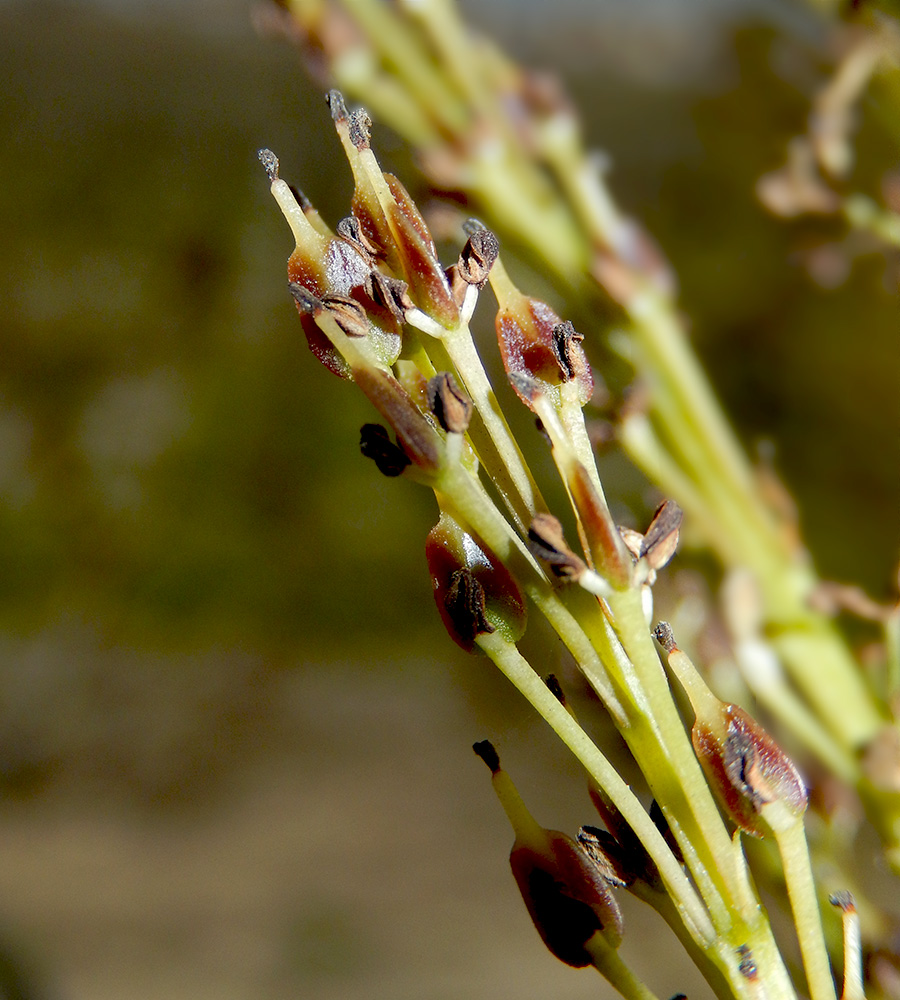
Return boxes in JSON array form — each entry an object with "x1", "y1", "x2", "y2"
[
  {"x1": 640, "y1": 500, "x2": 683, "y2": 571},
  {"x1": 427, "y1": 372, "x2": 473, "y2": 435},
  {"x1": 289, "y1": 281, "x2": 323, "y2": 313},
  {"x1": 336, "y1": 215, "x2": 380, "y2": 260},
  {"x1": 576, "y1": 826, "x2": 631, "y2": 888},
  {"x1": 617, "y1": 526, "x2": 645, "y2": 561},
  {"x1": 527, "y1": 513, "x2": 586, "y2": 581}
]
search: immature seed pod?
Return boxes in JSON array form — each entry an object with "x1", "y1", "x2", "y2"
[
  {"x1": 490, "y1": 261, "x2": 593, "y2": 410},
  {"x1": 655, "y1": 622, "x2": 808, "y2": 838},
  {"x1": 426, "y1": 513, "x2": 526, "y2": 651},
  {"x1": 473, "y1": 740, "x2": 623, "y2": 965}
]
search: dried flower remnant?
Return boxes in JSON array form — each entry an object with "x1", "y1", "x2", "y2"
[
  {"x1": 449, "y1": 225, "x2": 501, "y2": 312},
  {"x1": 656, "y1": 623, "x2": 836, "y2": 1000}
]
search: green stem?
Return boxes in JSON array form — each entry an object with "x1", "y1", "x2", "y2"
[
  {"x1": 606, "y1": 587, "x2": 752, "y2": 916},
  {"x1": 585, "y1": 932, "x2": 661, "y2": 1000},
  {"x1": 474, "y1": 629, "x2": 716, "y2": 946},
  {"x1": 767, "y1": 805, "x2": 837, "y2": 1000}
]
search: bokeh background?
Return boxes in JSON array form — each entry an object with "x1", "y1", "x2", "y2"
[{"x1": 1, "y1": 1, "x2": 898, "y2": 998}]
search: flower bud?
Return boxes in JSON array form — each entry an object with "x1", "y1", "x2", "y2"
[
  {"x1": 473, "y1": 740, "x2": 623, "y2": 965},
  {"x1": 426, "y1": 513, "x2": 526, "y2": 651}
]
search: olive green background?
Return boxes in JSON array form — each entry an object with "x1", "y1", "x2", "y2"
[{"x1": 0, "y1": 1, "x2": 897, "y2": 998}]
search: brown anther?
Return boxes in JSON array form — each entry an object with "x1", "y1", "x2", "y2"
[
  {"x1": 528, "y1": 514, "x2": 587, "y2": 581},
  {"x1": 365, "y1": 270, "x2": 414, "y2": 321},
  {"x1": 359, "y1": 423, "x2": 411, "y2": 477},
  {"x1": 321, "y1": 293, "x2": 370, "y2": 338},
  {"x1": 445, "y1": 570, "x2": 495, "y2": 644},
  {"x1": 349, "y1": 108, "x2": 372, "y2": 150},
  {"x1": 427, "y1": 372, "x2": 472, "y2": 435},
  {"x1": 737, "y1": 945, "x2": 758, "y2": 981},
  {"x1": 551, "y1": 321, "x2": 588, "y2": 383},
  {"x1": 640, "y1": 500, "x2": 682, "y2": 571},
  {"x1": 289, "y1": 282, "x2": 323, "y2": 314},
  {"x1": 325, "y1": 89, "x2": 348, "y2": 123},
  {"x1": 336, "y1": 215, "x2": 380, "y2": 260},
  {"x1": 457, "y1": 228, "x2": 500, "y2": 288},
  {"x1": 576, "y1": 826, "x2": 630, "y2": 888},
  {"x1": 257, "y1": 148, "x2": 279, "y2": 182},
  {"x1": 653, "y1": 621, "x2": 678, "y2": 654}
]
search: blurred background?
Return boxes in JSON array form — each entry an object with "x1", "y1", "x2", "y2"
[{"x1": 1, "y1": 0, "x2": 897, "y2": 998}]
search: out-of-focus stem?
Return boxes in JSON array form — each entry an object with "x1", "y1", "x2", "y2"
[{"x1": 585, "y1": 932, "x2": 661, "y2": 1000}]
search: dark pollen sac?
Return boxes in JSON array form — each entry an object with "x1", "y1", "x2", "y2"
[{"x1": 359, "y1": 423, "x2": 411, "y2": 477}]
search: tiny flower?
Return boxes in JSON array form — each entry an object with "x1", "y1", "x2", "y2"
[
  {"x1": 640, "y1": 500, "x2": 683, "y2": 573},
  {"x1": 619, "y1": 500, "x2": 682, "y2": 583},
  {"x1": 426, "y1": 512, "x2": 526, "y2": 651},
  {"x1": 655, "y1": 621, "x2": 808, "y2": 838},
  {"x1": 326, "y1": 90, "x2": 459, "y2": 327},
  {"x1": 447, "y1": 225, "x2": 501, "y2": 312},
  {"x1": 473, "y1": 740, "x2": 623, "y2": 965},
  {"x1": 489, "y1": 259, "x2": 593, "y2": 409}
]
